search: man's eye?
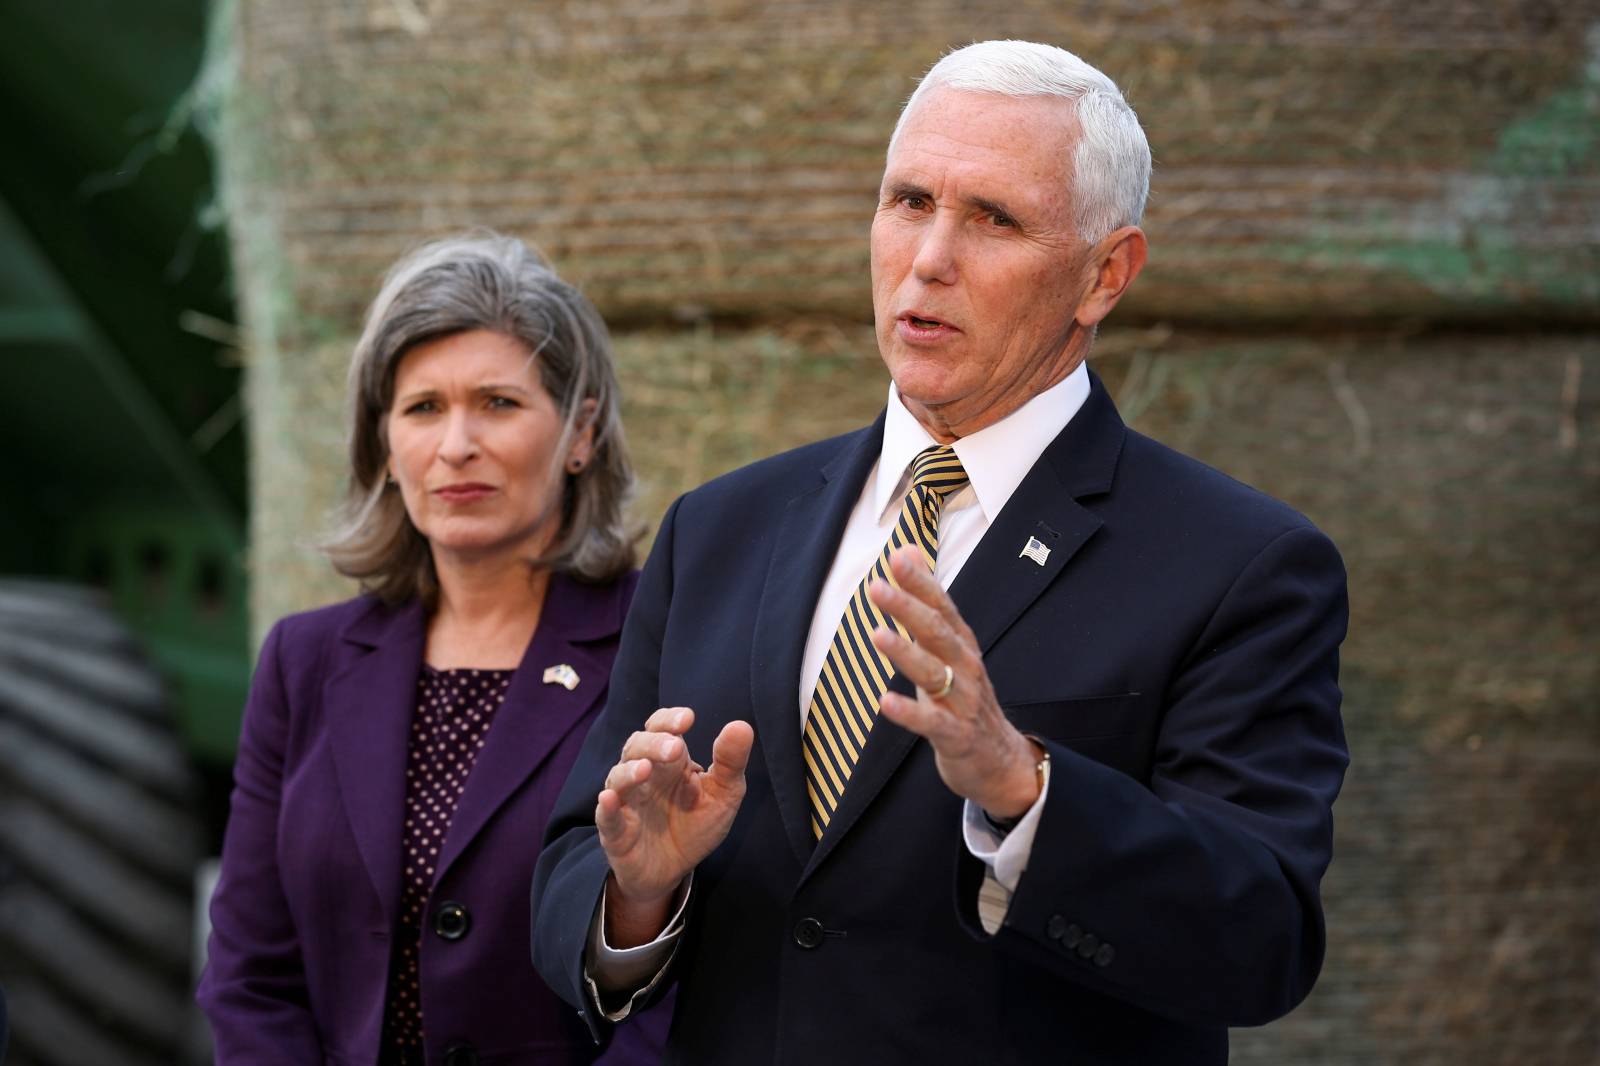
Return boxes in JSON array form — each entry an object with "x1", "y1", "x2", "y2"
[
  {"x1": 902, "y1": 195, "x2": 929, "y2": 210},
  {"x1": 990, "y1": 212, "x2": 1016, "y2": 228}
]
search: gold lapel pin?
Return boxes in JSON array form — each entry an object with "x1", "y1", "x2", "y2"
[{"x1": 542, "y1": 664, "x2": 580, "y2": 691}]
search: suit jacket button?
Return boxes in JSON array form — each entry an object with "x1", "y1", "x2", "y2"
[
  {"x1": 1077, "y1": 932, "x2": 1100, "y2": 959},
  {"x1": 1062, "y1": 923, "x2": 1084, "y2": 949},
  {"x1": 1094, "y1": 942, "x2": 1116, "y2": 968},
  {"x1": 793, "y1": 917, "x2": 825, "y2": 950},
  {"x1": 443, "y1": 1043, "x2": 479, "y2": 1066},
  {"x1": 433, "y1": 901, "x2": 471, "y2": 941},
  {"x1": 1046, "y1": 915, "x2": 1068, "y2": 941}
]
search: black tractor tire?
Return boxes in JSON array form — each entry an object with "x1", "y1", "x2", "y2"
[{"x1": 0, "y1": 579, "x2": 204, "y2": 1066}]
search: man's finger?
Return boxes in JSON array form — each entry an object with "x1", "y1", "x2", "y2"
[
  {"x1": 868, "y1": 624, "x2": 957, "y2": 700},
  {"x1": 603, "y1": 756, "x2": 652, "y2": 796},
  {"x1": 595, "y1": 788, "x2": 630, "y2": 839},
  {"x1": 620, "y1": 729, "x2": 687, "y2": 765},
  {"x1": 887, "y1": 547, "x2": 973, "y2": 635},
  {"x1": 706, "y1": 720, "x2": 755, "y2": 787},
  {"x1": 644, "y1": 706, "x2": 695, "y2": 733},
  {"x1": 866, "y1": 578, "x2": 967, "y2": 667},
  {"x1": 878, "y1": 689, "x2": 949, "y2": 740}
]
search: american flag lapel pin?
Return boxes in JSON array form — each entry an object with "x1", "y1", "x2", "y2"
[
  {"x1": 1019, "y1": 536, "x2": 1051, "y2": 566},
  {"x1": 543, "y1": 664, "x2": 580, "y2": 691}
]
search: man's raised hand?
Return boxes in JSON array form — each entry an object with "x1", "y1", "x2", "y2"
[
  {"x1": 595, "y1": 707, "x2": 753, "y2": 946},
  {"x1": 869, "y1": 547, "x2": 1043, "y2": 821}
]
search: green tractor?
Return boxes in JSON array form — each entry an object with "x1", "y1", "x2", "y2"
[{"x1": 1, "y1": 3, "x2": 252, "y2": 1062}]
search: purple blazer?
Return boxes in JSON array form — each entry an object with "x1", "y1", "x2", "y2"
[{"x1": 199, "y1": 571, "x2": 669, "y2": 1065}]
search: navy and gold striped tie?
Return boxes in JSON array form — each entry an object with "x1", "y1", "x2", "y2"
[{"x1": 803, "y1": 444, "x2": 969, "y2": 839}]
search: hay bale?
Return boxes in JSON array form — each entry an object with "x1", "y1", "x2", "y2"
[{"x1": 215, "y1": 0, "x2": 1599, "y2": 343}]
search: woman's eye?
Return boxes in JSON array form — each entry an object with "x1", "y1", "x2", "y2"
[
  {"x1": 488, "y1": 396, "x2": 520, "y2": 410},
  {"x1": 403, "y1": 400, "x2": 438, "y2": 415}
]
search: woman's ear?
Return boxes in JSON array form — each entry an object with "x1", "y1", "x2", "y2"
[{"x1": 565, "y1": 398, "x2": 599, "y2": 473}]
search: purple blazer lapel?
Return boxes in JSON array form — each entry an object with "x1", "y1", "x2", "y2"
[
  {"x1": 324, "y1": 597, "x2": 427, "y2": 929},
  {"x1": 434, "y1": 573, "x2": 626, "y2": 883}
]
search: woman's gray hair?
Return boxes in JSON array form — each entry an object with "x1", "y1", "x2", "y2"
[
  {"x1": 889, "y1": 40, "x2": 1152, "y2": 245},
  {"x1": 324, "y1": 231, "x2": 636, "y2": 606}
]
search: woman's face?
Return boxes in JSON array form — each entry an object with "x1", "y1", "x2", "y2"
[{"x1": 386, "y1": 329, "x2": 591, "y2": 565}]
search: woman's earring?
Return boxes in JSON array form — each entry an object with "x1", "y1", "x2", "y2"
[
  {"x1": 566, "y1": 458, "x2": 584, "y2": 473},
  {"x1": 385, "y1": 472, "x2": 396, "y2": 486}
]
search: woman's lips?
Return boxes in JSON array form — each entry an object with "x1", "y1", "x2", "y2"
[{"x1": 434, "y1": 484, "x2": 496, "y2": 503}]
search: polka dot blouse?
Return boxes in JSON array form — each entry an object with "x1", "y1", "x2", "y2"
[{"x1": 382, "y1": 665, "x2": 512, "y2": 1059}]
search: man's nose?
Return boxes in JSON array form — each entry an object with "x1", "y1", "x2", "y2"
[
  {"x1": 438, "y1": 411, "x2": 479, "y2": 464},
  {"x1": 910, "y1": 214, "x2": 960, "y2": 286}
]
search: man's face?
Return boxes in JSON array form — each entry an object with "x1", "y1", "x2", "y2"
[{"x1": 871, "y1": 89, "x2": 1095, "y2": 440}]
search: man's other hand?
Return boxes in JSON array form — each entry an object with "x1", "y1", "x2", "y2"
[
  {"x1": 595, "y1": 707, "x2": 753, "y2": 946},
  {"x1": 869, "y1": 547, "x2": 1042, "y2": 821}
]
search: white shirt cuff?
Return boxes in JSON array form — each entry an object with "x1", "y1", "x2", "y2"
[
  {"x1": 583, "y1": 875, "x2": 691, "y2": 1021},
  {"x1": 962, "y1": 771, "x2": 1050, "y2": 892}
]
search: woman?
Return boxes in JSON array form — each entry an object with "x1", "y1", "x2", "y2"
[{"x1": 199, "y1": 233, "x2": 669, "y2": 1064}]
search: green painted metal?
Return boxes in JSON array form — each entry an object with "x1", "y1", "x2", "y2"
[
  {"x1": 59, "y1": 509, "x2": 250, "y2": 766},
  {"x1": 1, "y1": 0, "x2": 250, "y2": 769}
]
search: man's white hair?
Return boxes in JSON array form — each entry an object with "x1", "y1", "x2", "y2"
[{"x1": 889, "y1": 40, "x2": 1152, "y2": 245}]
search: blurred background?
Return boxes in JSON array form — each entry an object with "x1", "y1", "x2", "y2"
[{"x1": 1, "y1": 0, "x2": 1595, "y2": 1063}]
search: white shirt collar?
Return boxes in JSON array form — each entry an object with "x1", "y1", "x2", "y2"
[{"x1": 875, "y1": 362, "x2": 1093, "y2": 522}]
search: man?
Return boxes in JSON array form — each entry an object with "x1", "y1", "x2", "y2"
[{"x1": 533, "y1": 40, "x2": 1348, "y2": 1065}]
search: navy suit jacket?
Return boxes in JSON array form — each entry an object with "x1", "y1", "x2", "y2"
[
  {"x1": 199, "y1": 572, "x2": 670, "y2": 1065},
  {"x1": 533, "y1": 371, "x2": 1349, "y2": 1065}
]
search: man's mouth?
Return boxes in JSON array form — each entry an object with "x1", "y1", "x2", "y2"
[{"x1": 900, "y1": 311, "x2": 954, "y2": 331}]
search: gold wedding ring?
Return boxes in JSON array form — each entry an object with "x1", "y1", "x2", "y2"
[{"x1": 930, "y1": 663, "x2": 955, "y2": 699}]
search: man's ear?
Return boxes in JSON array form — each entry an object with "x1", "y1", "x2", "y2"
[{"x1": 1074, "y1": 226, "x2": 1148, "y2": 329}]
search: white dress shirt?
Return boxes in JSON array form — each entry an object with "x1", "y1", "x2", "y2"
[{"x1": 588, "y1": 363, "x2": 1093, "y2": 1015}]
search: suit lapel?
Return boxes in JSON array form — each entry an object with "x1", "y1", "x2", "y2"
[
  {"x1": 946, "y1": 482, "x2": 1105, "y2": 657},
  {"x1": 803, "y1": 370, "x2": 1127, "y2": 878},
  {"x1": 750, "y1": 418, "x2": 886, "y2": 867},
  {"x1": 325, "y1": 598, "x2": 426, "y2": 928},
  {"x1": 435, "y1": 574, "x2": 625, "y2": 883}
]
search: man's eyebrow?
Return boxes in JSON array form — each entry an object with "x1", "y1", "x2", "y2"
[
  {"x1": 883, "y1": 181, "x2": 1023, "y2": 221},
  {"x1": 970, "y1": 195, "x2": 1020, "y2": 221},
  {"x1": 883, "y1": 180, "x2": 931, "y2": 201}
]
